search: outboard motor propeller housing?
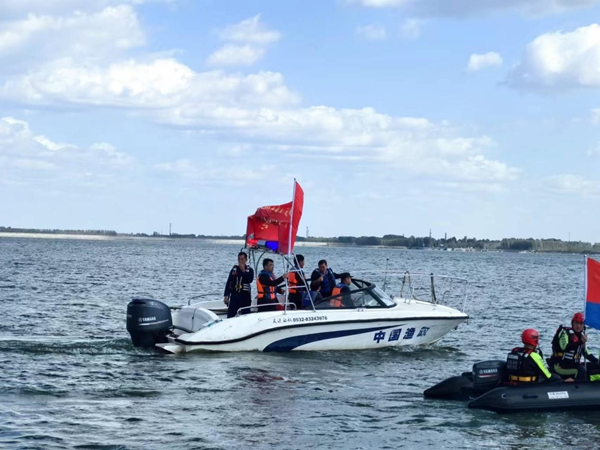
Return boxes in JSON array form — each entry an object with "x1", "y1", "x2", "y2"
[{"x1": 127, "y1": 298, "x2": 173, "y2": 348}]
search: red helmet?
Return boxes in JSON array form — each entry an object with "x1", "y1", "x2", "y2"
[
  {"x1": 572, "y1": 312, "x2": 584, "y2": 324},
  {"x1": 521, "y1": 328, "x2": 540, "y2": 347}
]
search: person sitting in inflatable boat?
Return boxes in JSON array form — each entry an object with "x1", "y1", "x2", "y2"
[
  {"x1": 506, "y1": 329, "x2": 562, "y2": 384},
  {"x1": 550, "y1": 312, "x2": 600, "y2": 381}
]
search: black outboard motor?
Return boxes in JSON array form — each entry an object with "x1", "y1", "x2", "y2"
[
  {"x1": 126, "y1": 298, "x2": 173, "y2": 348},
  {"x1": 424, "y1": 360, "x2": 507, "y2": 401},
  {"x1": 472, "y1": 360, "x2": 506, "y2": 391}
]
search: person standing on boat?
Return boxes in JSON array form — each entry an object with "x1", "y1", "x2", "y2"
[
  {"x1": 256, "y1": 258, "x2": 288, "y2": 312},
  {"x1": 310, "y1": 259, "x2": 340, "y2": 298},
  {"x1": 550, "y1": 312, "x2": 600, "y2": 381},
  {"x1": 505, "y1": 329, "x2": 558, "y2": 383},
  {"x1": 288, "y1": 254, "x2": 306, "y2": 310},
  {"x1": 223, "y1": 251, "x2": 254, "y2": 318}
]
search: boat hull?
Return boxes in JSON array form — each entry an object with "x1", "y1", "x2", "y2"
[
  {"x1": 168, "y1": 304, "x2": 467, "y2": 353},
  {"x1": 468, "y1": 382, "x2": 600, "y2": 413}
]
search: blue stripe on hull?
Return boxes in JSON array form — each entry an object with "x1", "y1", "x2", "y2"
[{"x1": 263, "y1": 325, "x2": 401, "y2": 352}]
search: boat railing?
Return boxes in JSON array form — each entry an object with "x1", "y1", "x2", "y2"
[
  {"x1": 353, "y1": 270, "x2": 469, "y2": 313},
  {"x1": 247, "y1": 246, "x2": 315, "y2": 312},
  {"x1": 187, "y1": 293, "x2": 222, "y2": 306},
  {"x1": 236, "y1": 301, "x2": 298, "y2": 316}
]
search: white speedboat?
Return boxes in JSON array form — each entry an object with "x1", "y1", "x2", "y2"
[
  {"x1": 126, "y1": 274, "x2": 469, "y2": 353},
  {"x1": 125, "y1": 181, "x2": 468, "y2": 353}
]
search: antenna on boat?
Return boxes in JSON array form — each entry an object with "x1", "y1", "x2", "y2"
[{"x1": 383, "y1": 257, "x2": 389, "y2": 292}]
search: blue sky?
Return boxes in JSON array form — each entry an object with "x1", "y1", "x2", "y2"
[{"x1": 2, "y1": 0, "x2": 600, "y2": 241}]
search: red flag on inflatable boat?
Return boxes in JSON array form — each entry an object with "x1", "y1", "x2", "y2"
[
  {"x1": 245, "y1": 180, "x2": 304, "y2": 254},
  {"x1": 585, "y1": 256, "x2": 600, "y2": 330}
]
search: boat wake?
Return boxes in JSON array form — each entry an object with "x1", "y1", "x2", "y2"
[{"x1": 0, "y1": 336, "x2": 138, "y2": 355}]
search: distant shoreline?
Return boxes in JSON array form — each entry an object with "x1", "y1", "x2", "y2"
[
  {"x1": 1, "y1": 226, "x2": 598, "y2": 254},
  {"x1": 0, "y1": 232, "x2": 332, "y2": 247}
]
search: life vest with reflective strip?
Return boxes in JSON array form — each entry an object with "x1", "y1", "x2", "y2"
[
  {"x1": 228, "y1": 265, "x2": 252, "y2": 294},
  {"x1": 551, "y1": 326, "x2": 584, "y2": 365},
  {"x1": 505, "y1": 347, "x2": 540, "y2": 382},
  {"x1": 257, "y1": 270, "x2": 276, "y2": 301}
]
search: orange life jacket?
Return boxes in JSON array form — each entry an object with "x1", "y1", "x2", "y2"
[
  {"x1": 331, "y1": 282, "x2": 348, "y2": 297},
  {"x1": 257, "y1": 270, "x2": 276, "y2": 301},
  {"x1": 330, "y1": 282, "x2": 348, "y2": 307},
  {"x1": 288, "y1": 272, "x2": 298, "y2": 294},
  {"x1": 329, "y1": 298, "x2": 343, "y2": 307}
]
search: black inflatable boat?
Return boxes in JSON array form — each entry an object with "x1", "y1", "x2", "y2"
[
  {"x1": 424, "y1": 360, "x2": 507, "y2": 402},
  {"x1": 424, "y1": 360, "x2": 600, "y2": 413}
]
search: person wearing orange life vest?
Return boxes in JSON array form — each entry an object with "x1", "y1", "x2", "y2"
[
  {"x1": 505, "y1": 329, "x2": 560, "y2": 383},
  {"x1": 256, "y1": 258, "x2": 288, "y2": 312},
  {"x1": 550, "y1": 312, "x2": 600, "y2": 381},
  {"x1": 329, "y1": 273, "x2": 354, "y2": 308},
  {"x1": 287, "y1": 254, "x2": 306, "y2": 311}
]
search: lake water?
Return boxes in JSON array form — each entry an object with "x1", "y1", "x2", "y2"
[{"x1": 1, "y1": 237, "x2": 599, "y2": 449}]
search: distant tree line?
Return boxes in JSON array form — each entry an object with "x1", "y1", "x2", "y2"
[
  {"x1": 2, "y1": 226, "x2": 599, "y2": 253},
  {"x1": 305, "y1": 235, "x2": 600, "y2": 253},
  {"x1": 0, "y1": 226, "x2": 117, "y2": 236}
]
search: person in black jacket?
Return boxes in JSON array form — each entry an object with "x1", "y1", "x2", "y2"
[
  {"x1": 310, "y1": 259, "x2": 340, "y2": 298},
  {"x1": 550, "y1": 312, "x2": 600, "y2": 381},
  {"x1": 223, "y1": 252, "x2": 254, "y2": 318}
]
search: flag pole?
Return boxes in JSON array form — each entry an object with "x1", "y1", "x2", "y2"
[
  {"x1": 283, "y1": 179, "x2": 297, "y2": 314},
  {"x1": 584, "y1": 254, "x2": 588, "y2": 320},
  {"x1": 584, "y1": 254, "x2": 589, "y2": 373},
  {"x1": 288, "y1": 179, "x2": 296, "y2": 257}
]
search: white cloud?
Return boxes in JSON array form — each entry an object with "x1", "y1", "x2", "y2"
[
  {"x1": 0, "y1": 5, "x2": 144, "y2": 70},
  {"x1": 401, "y1": 19, "x2": 424, "y2": 39},
  {"x1": 1, "y1": 59, "x2": 300, "y2": 110},
  {"x1": 547, "y1": 174, "x2": 600, "y2": 195},
  {"x1": 467, "y1": 52, "x2": 503, "y2": 72},
  {"x1": 218, "y1": 14, "x2": 281, "y2": 45},
  {"x1": 356, "y1": 24, "x2": 387, "y2": 41},
  {"x1": 0, "y1": 116, "x2": 136, "y2": 190},
  {"x1": 0, "y1": 0, "x2": 171, "y2": 17},
  {"x1": 0, "y1": 3, "x2": 517, "y2": 190},
  {"x1": 206, "y1": 45, "x2": 265, "y2": 67},
  {"x1": 349, "y1": 0, "x2": 600, "y2": 16},
  {"x1": 0, "y1": 56, "x2": 517, "y2": 186},
  {"x1": 207, "y1": 15, "x2": 280, "y2": 67},
  {"x1": 507, "y1": 24, "x2": 600, "y2": 90}
]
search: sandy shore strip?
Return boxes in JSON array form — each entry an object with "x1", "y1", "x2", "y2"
[{"x1": 0, "y1": 233, "x2": 329, "y2": 246}]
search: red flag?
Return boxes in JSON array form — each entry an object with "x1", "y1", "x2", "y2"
[{"x1": 245, "y1": 181, "x2": 304, "y2": 254}]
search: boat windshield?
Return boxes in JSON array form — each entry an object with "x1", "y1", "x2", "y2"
[
  {"x1": 315, "y1": 280, "x2": 396, "y2": 309},
  {"x1": 370, "y1": 286, "x2": 396, "y2": 307}
]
